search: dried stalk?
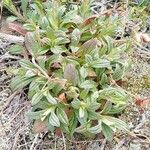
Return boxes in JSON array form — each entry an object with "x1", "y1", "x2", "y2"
[{"x1": 0, "y1": 32, "x2": 24, "y2": 44}]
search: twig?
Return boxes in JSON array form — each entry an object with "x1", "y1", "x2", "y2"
[
  {"x1": 32, "y1": 57, "x2": 67, "y2": 87},
  {"x1": 128, "y1": 131, "x2": 150, "y2": 144},
  {"x1": 69, "y1": 138, "x2": 103, "y2": 144},
  {"x1": 12, "y1": 128, "x2": 22, "y2": 150},
  {"x1": 134, "y1": 114, "x2": 147, "y2": 132},
  {"x1": 54, "y1": 135, "x2": 57, "y2": 150},
  {"x1": 30, "y1": 134, "x2": 39, "y2": 150},
  {"x1": 0, "y1": 2, "x2": 2, "y2": 28},
  {"x1": 32, "y1": 57, "x2": 50, "y2": 79},
  {"x1": 1, "y1": 91, "x2": 18, "y2": 113},
  {"x1": 112, "y1": 138, "x2": 126, "y2": 150},
  {"x1": 135, "y1": 47, "x2": 150, "y2": 56},
  {"x1": 0, "y1": 32, "x2": 24, "y2": 44},
  {"x1": 4, "y1": 106, "x2": 27, "y2": 125},
  {"x1": 100, "y1": 139, "x2": 106, "y2": 150},
  {"x1": 17, "y1": 141, "x2": 33, "y2": 148},
  {"x1": 62, "y1": 132, "x2": 67, "y2": 150},
  {"x1": 0, "y1": 52, "x2": 21, "y2": 62},
  {"x1": 134, "y1": 133, "x2": 150, "y2": 143}
]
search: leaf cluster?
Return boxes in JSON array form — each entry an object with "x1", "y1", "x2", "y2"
[{"x1": 3, "y1": 0, "x2": 132, "y2": 140}]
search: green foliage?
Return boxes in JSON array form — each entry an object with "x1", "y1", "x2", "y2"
[
  {"x1": 8, "y1": 44, "x2": 24, "y2": 54},
  {"x1": 129, "y1": 0, "x2": 150, "y2": 29},
  {"x1": 4, "y1": 0, "x2": 133, "y2": 140}
]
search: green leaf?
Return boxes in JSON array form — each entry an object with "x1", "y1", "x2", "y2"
[
  {"x1": 44, "y1": 91, "x2": 57, "y2": 105},
  {"x1": 88, "y1": 102, "x2": 100, "y2": 112},
  {"x1": 99, "y1": 87, "x2": 128, "y2": 105},
  {"x1": 80, "y1": 66, "x2": 88, "y2": 78},
  {"x1": 88, "y1": 123, "x2": 102, "y2": 134},
  {"x1": 71, "y1": 99, "x2": 81, "y2": 109},
  {"x1": 25, "y1": 70, "x2": 36, "y2": 77},
  {"x1": 3, "y1": 0, "x2": 24, "y2": 21},
  {"x1": 100, "y1": 73, "x2": 108, "y2": 85},
  {"x1": 23, "y1": 23, "x2": 36, "y2": 31},
  {"x1": 56, "y1": 108, "x2": 69, "y2": 125},
  {"x1": 52, "y1": 85, "x2": 63, "y2": 96},
  {"x1": 102, "y1": 122, "x2": 113, "y2": 141},
  {"x1": 32, "y1": 101, "x2": 52, "y2": 111},
  {"x1": 32, "y1": 1, "x2": 44, "y2": 17},
  {"x1": 79, "y1": 0, "x2": 91, "y2": 18},
  {"x1": 69, "y1": 112, "x2": 78, "y2": 136},
  {"x1": 47, "y1": 122, "x2": 55, "y2": 132},
  {"x1": 21, "y1": 0, "x2": 28, "y2": 17},
  {"x1": 85, "y1": 54, "x2": 93, "y2": 64},
  {"x1": 46, "y1": 54, "x2": 59, "y2": 69},
  {"x1": 66, "y1": 86, "x2": 79, "y2": 99},
  {"x1": 101, "y1": 116, "x2": 129, "y2": 132},
  {"x1": 70, "y1": 28, "x2": 81, "y2": 46},
  {"x1": 138, "y1": 0, "x2": 149, "y2": 7},
  {"x1": 41, "y1": 109, "x2": 52, "y2": 121},
  {"x1": 40, "y1": 16, "x2": 50, "y2": 29},
  {"x1": 80, "y1": 80, "x2": 97, "y2": 89},
  {"x1": 113, "y1": 64, "x2": 124, "y2": 80},
  {"x1": 51, "y1": 46, "x2": 67, "y2": 54},
  {"x1": 8, "y1": 44, "x2": 23, "y2": 55},
  {"x1": 104, "y1": 36, "x2": 113, "y2": 54},
  {"x1": 26, "y1": 110, "x2": 46, "y2": 120},
  {"x1": 78, "y1": 109, "x2": 88, "y2": 124},
  {"x1": 80, "y1": 89, "x2": 89, "y2": 100},
  {"x1": 31, "y1": 91, "x2": 43, "y2": 105},
  {"x1": 6, "y1": 16, "x2": 18, "y2": 23},
  {"x1": 49, "y1": 112, "x2": 60, "y2": 127},
  {"x1": 24, "y1": 32, "x2": 42, "y2": 56},
  {"x1": 91, "y1": 91, "x2": 100, "y2": 101},
  {"x1": 29, "y1": 79, "x2": 39, "y2": 91},
  {"x1": 95, "y1": 68, "x2": 105, "y2": 79},
  {"x1": 100, "y1": 101, "x2": 112, "y2": 114},
  {"x1": 70, "y1": 46, "x2": 79, "y2": 53},
  {"x1": 10, "y1": 76, "x2": 34, "y2": 91},
  {"x1": 92, "y1": 59, "x2": 110, "y2": 68},
  {"x1": 19, "y1": 59, "x2": 35, "y2": 70},
  {"x1": 79, "y1": 107, "x2": 85, "y2": 118},
  {"x1": 55, "y1": 36, "x2": 70, "y2": 45},
  {"x1": 80, "y1": 31, "x2": 92, "y2": 41},
  {"x1": 75, "y1": 124, "x2": 87, "y2": 133},
  {"x1": 108, "y1": 105, "x2": 126, "y2": 114}
]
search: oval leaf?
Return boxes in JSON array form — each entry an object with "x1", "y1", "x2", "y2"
[
  {"x1": 102, "y1": 122, "x2": 113, "y2": 141},
  {"x1": 56, "y1": 108, "x2": 69, "y2": 125},
  {"x1": 49, "y1": 112, "x2": 60, "y2": 127},
  {"x1": 45, "y1": 91, "x2": 57, "y2": 105},
  {"x1": 31, "y1": 91, "x2": 43, "y2": 105}
]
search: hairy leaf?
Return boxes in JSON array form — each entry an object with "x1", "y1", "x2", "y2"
[
  {"x1": 49, "y1": 112, "x2": 60, "y2": 127},
  {"x1": 56, "y1": 108, "x2": 69, "y2": 125},
  {"x1": 8, "y1": 45, "x2": 23, "y2": 55},
  {"x1": 31, "y1": 91, "x2": 43, "y2": 105},
  {"x1": 45, "y1": 91, "x2": 57, "y2": 105},
  {"x1": 102, "y1": 122, "x2": 113, "y2": 141},
  {"x1": 80, "y1": 80, "x2": 97, "y2": 89},
  {"x1": 10, "y1": 76, "x2": 34, "y2": 91}
]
